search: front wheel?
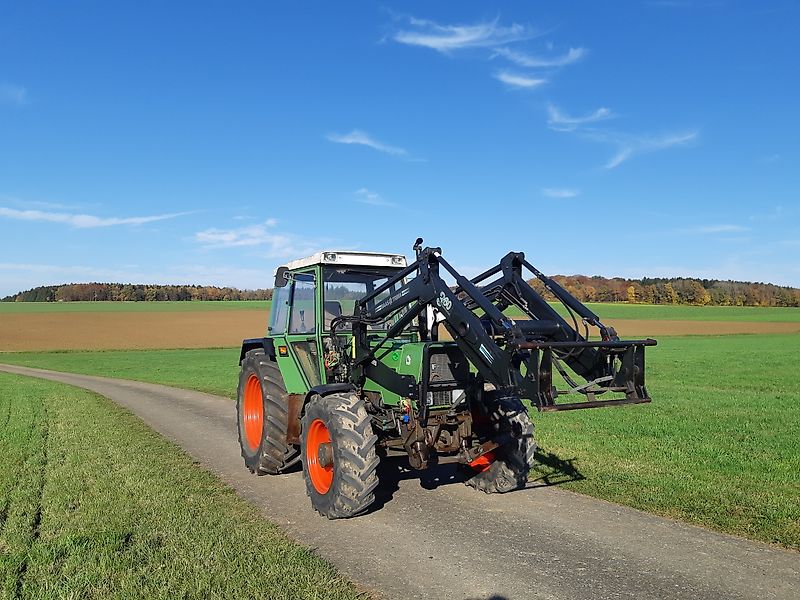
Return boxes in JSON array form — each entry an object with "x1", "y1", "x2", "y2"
[
  {"x1": 300, "y1": 393, "x2": 379, "y2": 519},
  {"x1": 463, "y1": 395, "x2": 536, "y2": 493}
]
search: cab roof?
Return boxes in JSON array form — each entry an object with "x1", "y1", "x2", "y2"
[{"x1": 281, "y1": 251, "x2": 407, "y2": 272}]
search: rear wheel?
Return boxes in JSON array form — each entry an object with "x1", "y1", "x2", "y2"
[
  {"x1": 463, "y1": 395, "x2": 536, "y2": 493},
  {"x1": 301, "y1": 393, "x2": 379, "y2": 519},
  {"x1": 237, "y1": 349, "x2": 299, "y2": 474}
]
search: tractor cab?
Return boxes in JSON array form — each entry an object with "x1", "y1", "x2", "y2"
[{"x1": 263, "y1": 251, "x2": 409, "y2": 393}]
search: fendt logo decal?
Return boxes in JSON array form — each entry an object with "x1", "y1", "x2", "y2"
[
  {"x1": 435, "y1": 291, "x2": 453, "y2": 312},
  {"x1": 375, "y1": 288, "x2": 410, "y2": 312}
]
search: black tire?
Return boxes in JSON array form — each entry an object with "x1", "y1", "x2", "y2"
[
  {"x1": 300, "y1": 393, "x2": 379, "y2": 519},
  {"x1": 464, "y1": 395, "x2": 536, "y2": 493},
  {"x1": 237, "y1": 349, "x2": 299, "y2": 474}
]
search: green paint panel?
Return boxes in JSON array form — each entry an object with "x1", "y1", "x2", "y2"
[
  {"x1": 272, "y1": 337, "x2": 309, "y2": 394},
  {"x1": 363, "y1": 338, "x2": 418, "y2": 406}
]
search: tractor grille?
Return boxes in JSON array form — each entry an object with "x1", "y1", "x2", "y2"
[
  {"x1": 428, "y1": 348, "x2": 469, "y2": 384},
  {"x1": 430, "y1": 390, "x2": 452, "y2": 405}
]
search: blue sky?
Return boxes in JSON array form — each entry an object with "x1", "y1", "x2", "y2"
[{"x1": 1, "y1": 1, "x2": 799, "y2": 297}]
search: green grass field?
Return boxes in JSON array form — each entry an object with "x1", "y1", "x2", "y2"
[
  {"x1": 3, "y1": 333, "x2": 798, "y2": 549},
  {"x1": 535, "y1": 334, "x2": 800, "y2": 548},
  {"x1": 0, "y1": 348, "x2": 242, "y2": 397},
  {"x1": 0, "y1": 372, "x2": 360, "y2": 599},
  {"x1": 2, "y1": 299, "x2": 798, "y2": 322},
  {"x1": 509, "y1": 302, "x2": 800, "y2": 322}
]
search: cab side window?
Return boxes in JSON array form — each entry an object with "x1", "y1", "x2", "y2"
[
  {"x1": 268, "y1": 285, "x2": 291, "y2": 335},
  {"x1": 288, "y1": 275, "x2": 316, "y2": 334}
]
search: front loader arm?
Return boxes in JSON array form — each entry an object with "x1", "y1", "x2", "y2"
[
  {"x1": 350, "y1": 248, "x2": 519, "y2": 394},
  {"x1": 460, "y1": 252, "x2": 609, "y2": 380},
  {"x1": 346, "y1": 244, "x2": 655, "y2": 413}
]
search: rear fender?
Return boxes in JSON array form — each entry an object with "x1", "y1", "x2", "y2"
[
  {"x1": 239, "y1": 338, "x2": 276, "y2": 364},
  {"x1": 302, "y1": 383, "x2": 357, "y2": 414}
]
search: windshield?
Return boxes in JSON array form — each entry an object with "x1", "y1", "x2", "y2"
[{"x1": 322, "y1": 267, "x2": 409, "y2": 331}]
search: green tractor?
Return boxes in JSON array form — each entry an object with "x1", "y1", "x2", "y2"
[{"x1": 237, "y1": 241, "x2": 656, "y2": 518}]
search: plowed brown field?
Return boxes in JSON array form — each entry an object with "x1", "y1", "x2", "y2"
[{"x1": 1, "y1": 311, "x2": 799, "y2": 351}]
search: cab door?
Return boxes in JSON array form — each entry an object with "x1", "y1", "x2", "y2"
[{"x1": 284, "y1": 271, "x2": 323, "y2": 389}]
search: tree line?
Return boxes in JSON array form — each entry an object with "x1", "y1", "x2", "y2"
[
  {"x1": 4, "y1": 276, "x2": 800, "y2": 307},
  {"x1": 527, "y1": 275, "x2": 800, "y2": 307},
  {"x1": 2, "y1": 283, "x2": 273, "y2": 303}
]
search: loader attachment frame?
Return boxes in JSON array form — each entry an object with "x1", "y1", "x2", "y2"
[{"x1": 336, "y1": 246, "x2": 655, "y2": 414}]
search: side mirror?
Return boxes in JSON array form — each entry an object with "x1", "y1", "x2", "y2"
[{"x1": 275, "y1": 267, "x2": 289, "y2": 288}]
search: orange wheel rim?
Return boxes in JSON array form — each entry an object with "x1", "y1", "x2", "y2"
[
  {"x1": 243, "y1": 374, "x2": 264, "y2": 451},
  {"x1": 469, "y1": 451, "x2": 496, "y2": 473},
  {"x1": 306, "y1": 419, "x2": 333, "y2": 494}
]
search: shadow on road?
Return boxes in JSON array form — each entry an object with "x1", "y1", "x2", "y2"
[
  {"x1": 367, "y1": 447, "x2": 585, "y2": 513},
  {"x1": 368, "y1": 455, "x2": 462, "y2": 513},
  {"x1": 527, "y1": 449, "x2": 585, "y2": 488}
]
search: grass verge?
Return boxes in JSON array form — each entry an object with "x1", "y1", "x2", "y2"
[
  {"x1": 0, "y1": 372, "x2": 361, "y2": 599},
  {"x1": 2, "y1": 334, "x2": 799, "y2": 549}
]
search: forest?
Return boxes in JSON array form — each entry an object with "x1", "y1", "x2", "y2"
[
  {"x1": 3, "y1": 283, "x2": 272, "y2": 303},
  {"x1": 4, "y1": 275, "x2": 800, "y2": 307}
]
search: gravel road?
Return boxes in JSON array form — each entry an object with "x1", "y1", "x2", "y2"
[{"x1": 2, "y1": 363, "x2": 797, "y2": 600}]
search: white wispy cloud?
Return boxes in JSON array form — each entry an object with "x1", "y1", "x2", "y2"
[
  {"x1": 0, "y1": 83, "x2": 27, "y2": 105},
  {"x1": 493, "y1": 46, "x2": 586, "y2": 68},
  {"x1": 542, "y1": 188, "x2": 579, "y2": 199},
  {"x1": 546, "y1": 103, "x2": 696, "y2": 168},
  {"x1": 390, "y1": 17, "x2": 583, "y2": 94},
  {"x1": 194, "y1": 219, "x2": 320, "y2": 258},
  {"x1": 393, "y1": 17, "x2": 533, "y2": 53},
  {"x1": 493, "y1": 71, "x2": 547, "y2": 89},
  {"x1": 602, "y1": 131, "x2": 698, "y2": 169},
  {"x1": 354, "y1": 188, "x2": 397, "y2": 208},
  {"x1": 749, "y1": 205, "x2": 799, "y2": 223},
  {"x1": 547, "y1": 104, "x2": 614, "y2": 131},
  {"x1": 679, "y1": 224, "x2": 750, "y2": 234},
  {"x1": 326, "y1": 129, "x2": 408, "y2": 156},
  {"x1": 0, "y1": 206, "x2": 191, "y2": 228}
]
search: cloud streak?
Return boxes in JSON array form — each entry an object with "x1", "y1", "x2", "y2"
[
  {"x1": 393, "y1": 17, "x2": 533, "y2": 53},
  {"x1": 542, "y1": 188, "x2": 579, "y2": 199},
  {"x1": 494, "y1": 46, "x2": 586, "y2": 68},
  {"x1": 326, "y1": 129, "x2": 408, "y2": 156},
  {"x1": 354, "y1": 188, "x2": 397, "y2": 207},
  {"x1": 0, "y1": 83, "x2": 27, "y2": 105},
  {"x1": 546, "y1": 103, "x2": 697, "y2": 168},
  {"x1": 194, "y1": 219, "x2": 320, "y2": 258},
  {"x1": 493, "y1": 71, "x2": 547, "y2": 89},
  {"x1": 0, "y1": 206, "x2": 191, "y2": 228},
  {"x1": 602, "y1": 131, "x2": 698, "y2": 169},
  {"x1": 390, "y1": 17, "x2": 584, "y2": 94},
  {"x1": 679, "y1": 224, "x2": 749, "y2": 234},
  {"x1": 547, "y1": 104, "x2": 614, "y2": 131}
]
